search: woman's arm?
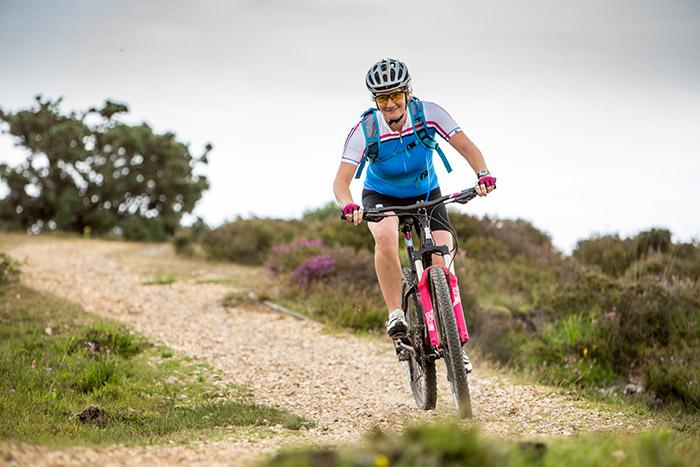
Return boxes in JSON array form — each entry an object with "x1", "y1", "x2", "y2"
[
  {"x1": 447, "y1": 132, "x2": 493, "y2": 196},
  {"x1": 333, "y1": 162, "x2": 363, "y2": 224}
]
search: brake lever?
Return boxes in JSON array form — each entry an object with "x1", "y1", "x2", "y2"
[{"x1": 455, "y1": 189, "x2": 478, "y2": 204}]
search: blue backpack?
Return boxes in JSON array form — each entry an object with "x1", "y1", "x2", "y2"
[{"x1": 354, "y1": 97, "x2": 453, "y2": 180}]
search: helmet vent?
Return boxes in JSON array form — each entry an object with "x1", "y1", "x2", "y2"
[{"x1": 365, "y1": 58, "x2": 411, "y2": 94}]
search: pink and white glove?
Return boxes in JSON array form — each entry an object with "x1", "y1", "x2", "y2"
[
  {"x1": 478, "y1": 175, "x2": 497, "y2": 189},
  {"x1": 341, "y1": 203, "x2": 361, "y2": 219}
]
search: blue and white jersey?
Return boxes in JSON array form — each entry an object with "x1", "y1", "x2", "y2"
[{"x1": 341, "y1": 100, "x2": 461, "y2": 198}]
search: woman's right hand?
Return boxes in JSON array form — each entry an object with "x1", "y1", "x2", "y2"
[{"x1": 341, "y1": 203, "x2": 363, "y2": 225}]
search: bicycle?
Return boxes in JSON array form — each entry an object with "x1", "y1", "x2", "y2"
[{"x1": 344, "y1": 187, "x2": 478, "y2": 418}]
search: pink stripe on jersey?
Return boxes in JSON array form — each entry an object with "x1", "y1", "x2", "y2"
[
  {"x1": 380, "y1": 127, "x2": 414, "y2": 142},
  {"x1": 343, "y1": 122, "x2": 361, "y2": 154},
  {"x1": 426, "y1": 120, "x2": 451, "y2": 139}
]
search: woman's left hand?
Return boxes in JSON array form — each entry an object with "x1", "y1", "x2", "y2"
[{"x1": 475, "y1": 175, "x2": 496, "y2": 197}]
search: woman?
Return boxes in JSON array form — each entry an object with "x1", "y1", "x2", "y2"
[{"x1": 333, "y1": 58, "x2": 496, "y2": 372}]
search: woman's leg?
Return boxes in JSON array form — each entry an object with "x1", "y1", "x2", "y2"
[{"x1": 367, "y1": 215, "x2": 402, "y2": 312}]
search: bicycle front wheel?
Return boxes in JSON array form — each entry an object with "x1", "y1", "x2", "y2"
[
  {"x1": 430, "y1": 266, "x2": 472, "y2": 418},
  {"x1": 402, "y1": 268, "x2": 437, "y2": 410}
]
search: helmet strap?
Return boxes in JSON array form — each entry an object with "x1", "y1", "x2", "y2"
[{"x1": 388, "y1": 113, "x2": 405, "y2": 126}]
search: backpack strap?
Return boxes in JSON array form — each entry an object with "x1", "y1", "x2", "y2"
[
  {"x1": 408, "y1": 98, "x2": 452, "y2": 173},
  {"x1": 354, "y1": 108, "x2": 380, "y2": 179}
]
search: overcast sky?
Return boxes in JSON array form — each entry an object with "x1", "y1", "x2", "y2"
[{"x1": 1, "y1": 0, "x2": 699, "y2": 252}]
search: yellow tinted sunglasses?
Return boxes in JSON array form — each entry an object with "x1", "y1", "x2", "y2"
[{"x1": 374, "y1": 91, "x2": 406, "y2": 106}]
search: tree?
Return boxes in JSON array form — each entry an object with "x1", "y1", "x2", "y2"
[{"x1": 0, "y1": 96, "x2": 210, "y2": 240}]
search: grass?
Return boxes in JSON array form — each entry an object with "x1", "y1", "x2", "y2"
[
  {"x1": 266, "y1": 423, "x2": 700, "y2": 467},
  {"x1": 220, "y1": 291, "x2": 257, "y2": 308},
  {"x1": 0, "y1": 282, "x2": 310, "y2": 445},
  {"x1": 196, "y1": 276, "x2": 250, "y2": 287},
  {"x1": 142, "y1": 274, "x2": 177, "y2": 285}
]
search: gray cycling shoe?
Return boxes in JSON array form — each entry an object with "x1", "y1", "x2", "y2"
[
  {"x1": 386, "y1": 309, "x2": 408, "y2": 338},
  {"x1": 462, "y1": 349, "x2": 473, "y2": 374}
]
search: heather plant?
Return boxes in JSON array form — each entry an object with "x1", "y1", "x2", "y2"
[
  {"x1": 267, "y1": 240, "x2": 377, "y2": 292},
  {"x1": 267, "y1": 239, "x2": 384, "y2": 330},
  {"x1": 266, "y1": 237, "x2": 325, "y2": 275},
  {"x1": 291, "y1": 254, "x2": 335, "y2": 287}
]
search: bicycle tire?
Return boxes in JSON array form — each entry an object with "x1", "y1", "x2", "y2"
[
  {"x1": 429, "y1": 266, "x2": 472, "y2": 418},
  {"x1": 402, "y1": 268, "x2": 437, "y2": 410}
]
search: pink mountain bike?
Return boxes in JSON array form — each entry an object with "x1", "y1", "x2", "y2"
[{"x1": 356, "y1": 187, "x2": 477, "y2": 418}]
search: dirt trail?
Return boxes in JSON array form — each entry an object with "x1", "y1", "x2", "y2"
[{"x1": 2, "y1": 238, "x2": 655, "y2": 466}]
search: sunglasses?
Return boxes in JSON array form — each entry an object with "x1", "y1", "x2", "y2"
[{"x1": 374, "y1": 91, "x2": 406, "y2": 106}]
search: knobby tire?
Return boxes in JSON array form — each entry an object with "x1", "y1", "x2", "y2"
[
  {"x1": 429, "y1": 266, "x2": 472, "y2": 418},
  {"x1": 402, "y1": 268, "x2": 437, "y2": 410}
]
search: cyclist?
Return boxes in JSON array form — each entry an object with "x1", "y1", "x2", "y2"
[{"x1": 333, "y1": 58, "x2": 496, "y2": 373}]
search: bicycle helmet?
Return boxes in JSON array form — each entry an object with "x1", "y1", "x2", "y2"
[{"x1": 365, "y1": 58, "x2": 411, "y2": 94}]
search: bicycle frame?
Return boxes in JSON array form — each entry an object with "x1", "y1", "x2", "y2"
[
  {"x1": 400, "y1": 211, "x2": 469, "y2": 349},
  {"x1": 347, "y1": 187, "x2": 477, "y2": 351}
]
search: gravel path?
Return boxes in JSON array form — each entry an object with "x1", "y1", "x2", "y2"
[{"x1": 2, "y1": 238, "x2": 655, "y2": 466}]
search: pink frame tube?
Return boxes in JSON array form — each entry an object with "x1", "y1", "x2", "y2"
[
  {"x1": 417, "y1": 269, "x2": 441, "y2": 347},
  {"x1": 417, "y1": 265, "x2": 470, "y2": 347}
]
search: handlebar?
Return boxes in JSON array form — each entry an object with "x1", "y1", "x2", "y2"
[{"x1": 341, "y1": 187, "x2": 478, "y2": 222}]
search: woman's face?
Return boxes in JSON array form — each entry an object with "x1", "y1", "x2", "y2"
[{"x1": 375, "y1": 90, "x2": 408, "y2": 123}]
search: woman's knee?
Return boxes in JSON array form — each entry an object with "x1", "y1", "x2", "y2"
[{"x1": 370, "y1": 221, "x2": 398, "y2": 252}]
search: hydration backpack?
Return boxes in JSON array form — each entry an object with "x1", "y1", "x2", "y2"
[{"x1": 354, "y1": 97, "x2": 453, "y2": 179}]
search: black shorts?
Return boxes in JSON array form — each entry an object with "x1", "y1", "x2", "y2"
[{"x1": 361, "y1": 187, "x2": 452, "y2": 232}]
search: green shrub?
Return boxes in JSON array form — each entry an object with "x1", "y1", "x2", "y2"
[
  {"x1": 301, "y1": 202, "x2": 375, "y2": 252},
  {"x1": 471, "y1": 312, "x2": 528, "y2": 365},
  {"x1": 201, "y1": 217, "x2": 303, "y2": 265},
  {"x1": 173, "y1": 217, "x2": 210, "y2": 257},
  {"x1": 68, "y1": 323, "x2": 148, "y2": 358},
  {"x1": 573, "y1": 228, "x2": 697, "y2": 282},
  {"x1": 636, "y1": 228, "x2": 672, "y2": 257},
  {"x1": 451, "y1": 212, "x2": 556, "y2": 263},
  {"x1": 625, "y1": 249, "x2": 700, "y2": 283},
  {"x1": 314, "y1": 216, "x2": 375, "y2": 252},
  {"x1": 301, "y1": 201, "x2": 338, "y2": 223},
  {"x1": 461, "y1": 236, "x2": 512, "y2": 262},
  {"x1": 120, "y1": 216, "x2": 171, "y2": 242},
  {"x1": 0, "y1": 252, "x2": 20, "y2": 287},
  {"x1": 173, "y1": 232, "x2": 194, "y2": 255},
  {"x1": 573, "y1": 234, "x2": 636, "y2": 277},
  {"x1": 644, "y1": 345, "x2": 700, "y2": 410}
]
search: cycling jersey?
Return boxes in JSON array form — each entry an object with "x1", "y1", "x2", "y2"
[{"x1": 341, "y1": 100, "x2": 461, "y2": 198}]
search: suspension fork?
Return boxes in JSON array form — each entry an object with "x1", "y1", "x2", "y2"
[
  {"x1": 402, "y1": 223, "x2": 424, "y2": 281},
  {"x1": 417, "y1": 212, "x2": 455, "y2": 275}
]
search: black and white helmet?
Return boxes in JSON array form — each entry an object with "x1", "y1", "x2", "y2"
[{"x1": 365, "y1": 58, "x2": 411, "y2": 94}]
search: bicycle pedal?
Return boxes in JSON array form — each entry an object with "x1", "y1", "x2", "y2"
[{"x1": 396, "y1": 349, "x2": 411, "y2": 361}]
